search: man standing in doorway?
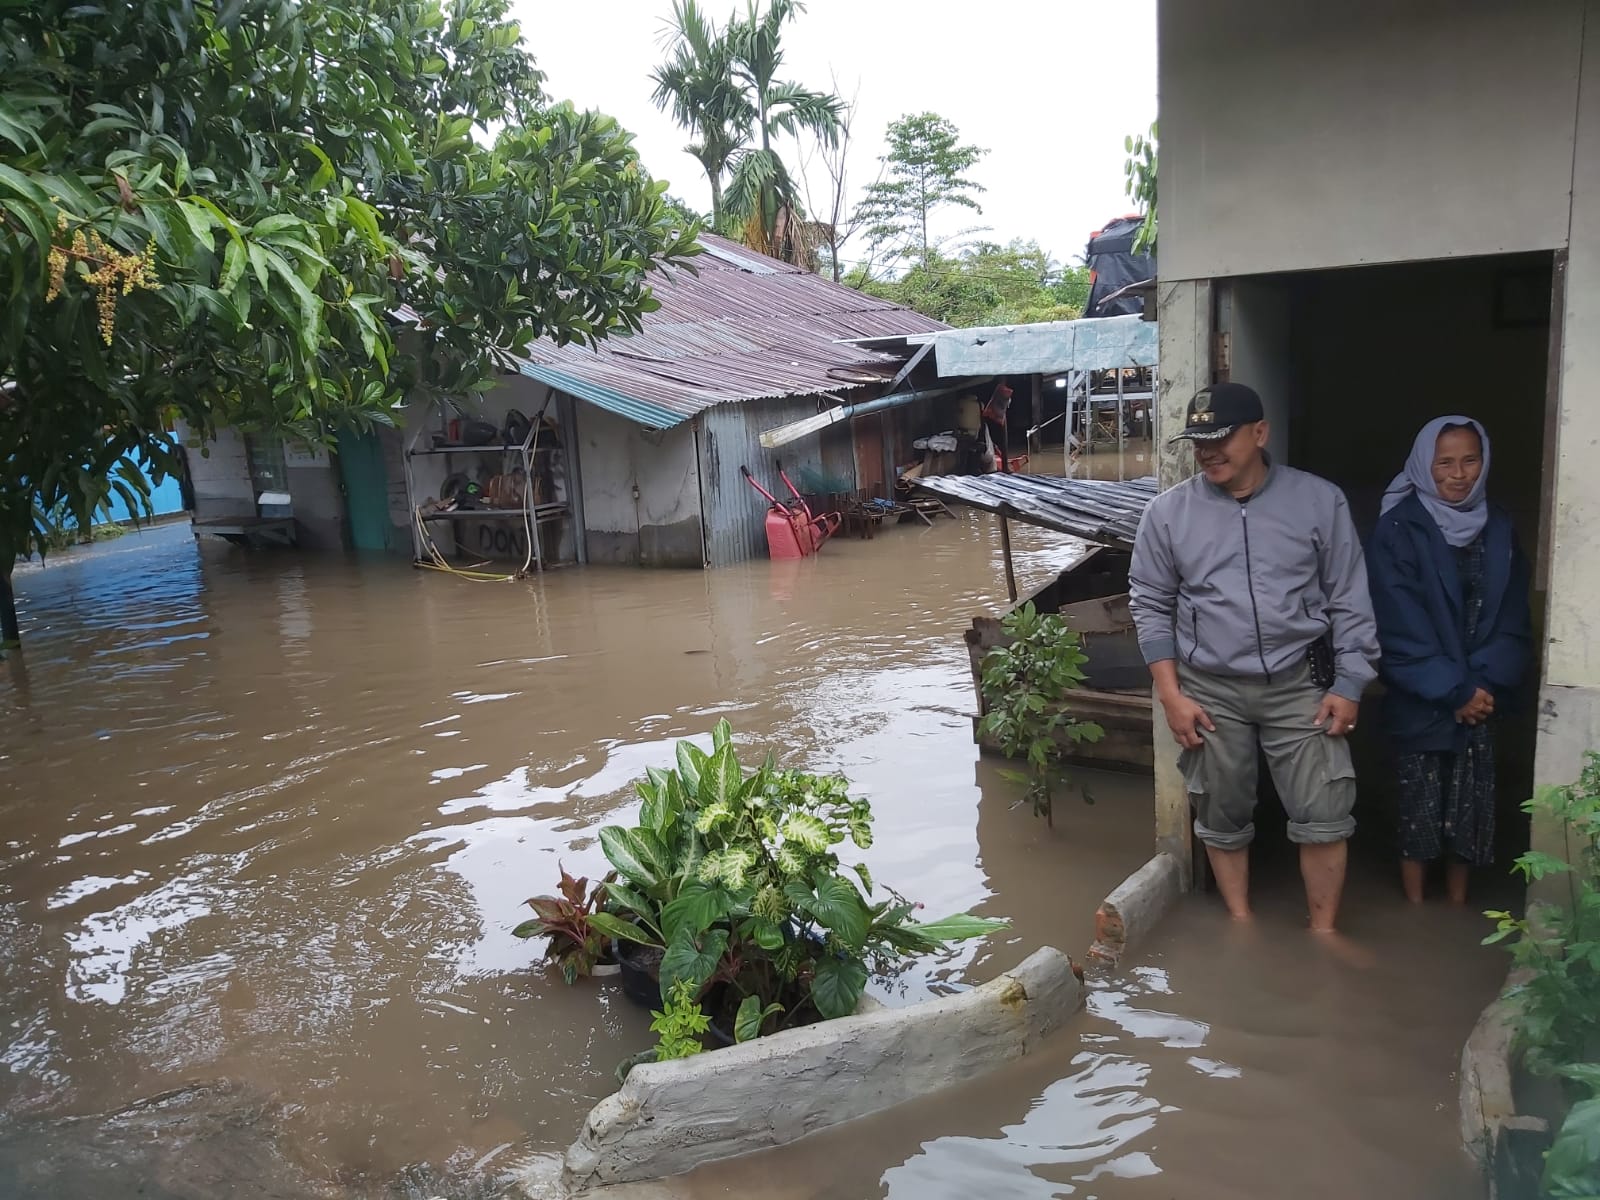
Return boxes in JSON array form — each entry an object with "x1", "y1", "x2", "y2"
[{"x1": 1129, "y1": 383, "x2": 1380, "y2": 934}]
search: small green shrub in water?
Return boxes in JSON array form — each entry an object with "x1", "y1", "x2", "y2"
[
  {"x1": 1484, "y1": 751, "x2": 1600, "y2": 1196},
  {"x1": 650, "y1": 980, "x2": 710, "y2": 1062},
  {"x1": 978, "y1": 602, "x2": 1104, "y2": 827}
]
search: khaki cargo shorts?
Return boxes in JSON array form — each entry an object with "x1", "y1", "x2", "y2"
[{"x1": 1176, "y1": 660, "x2": 1356, "y2": 850}]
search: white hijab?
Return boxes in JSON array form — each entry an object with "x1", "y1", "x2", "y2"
[{"x1": 1380, "y1": 416, "x2": 1491, "y2": 547}]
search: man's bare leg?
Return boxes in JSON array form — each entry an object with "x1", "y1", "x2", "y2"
[
  {"x1": 1301, "y1": 840, "x2": 1348, "y2": 933},
  {"x1": 1205, "y1": 844, "x2": 1252, "y2": 920},
  {"x1": 1400, "y1": 859, "x2": 1427, "y2": 904}
]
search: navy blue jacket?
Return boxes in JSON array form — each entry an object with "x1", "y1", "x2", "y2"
[{"x1": 1366, "y1": 494, "x2": 1532, "y2": 753}]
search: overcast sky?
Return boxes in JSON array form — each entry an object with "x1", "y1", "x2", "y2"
[{"x1": 512, "y1": 0, "x2": 1157, "y2": 272}]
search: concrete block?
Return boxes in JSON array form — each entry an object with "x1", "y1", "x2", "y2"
[
  {"x1": 1089, "y1": 852, "x2": 1184, "y2": 965},
  {"x1": 1459, "y1": 970, "x2": 1535, "y2": 1171},
  {"x1": 560, "y1": 947, "x2": 1082, "y2": 1192}
]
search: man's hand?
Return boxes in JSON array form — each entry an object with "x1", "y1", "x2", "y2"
[
  {"x1": 1455, "y1": 688, "x2": 1495, "y2": 725},
  {"x1": 1314, "y1": 693, "x2": 1360, "y2": 737},
  {"x1": 1160, "y1": 691, "x2": 1216, "y2": 749}
]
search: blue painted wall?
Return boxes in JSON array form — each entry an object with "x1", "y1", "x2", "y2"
[{"x1": 102, "y1": 466, "x2": 186, "y2": 522}]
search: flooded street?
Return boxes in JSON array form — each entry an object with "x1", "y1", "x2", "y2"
[
  {"x1": 0, "y1": 512, "x2": 1148, "y2": 1196},
  {"x1": 0, "y1": 500, "x2": 1507, "y2": 1198},
  {"x1": 665, "y1": 854, "x2": 1507, "y2": 1200}
]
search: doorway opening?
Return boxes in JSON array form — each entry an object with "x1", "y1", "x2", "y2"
[{"x1": 1218, "y1": 251, "x2": 1556, "y2": 877}]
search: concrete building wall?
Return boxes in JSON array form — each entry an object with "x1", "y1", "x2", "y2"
[
  {"x1": 1159, "y1": 0, "x2": 1584, "y2": 281},
  {"x1": 399, "y1": 375, "x2": 571, "y2": 564},
  {"x1": 573, "y1": 403, "x2": 639, "y2": 558},
  {"x1": 175, "y1": 421, "x2": 344, "y2": 547},
  {"x1": 698, "y1": 398, "x2": 859, "y2": 568},
  {"x1": 1157, "y1": 0, "x2": 1600, "y2": 886},
  {"x1": 275, "y1": 438, "x2": 342, "y2": 550},
  {"x1": 1152, "y1": 280, "x2": 1212, "y2": 886},
  {"x1": 177, "y1": 422, "x2": 254, "y2": 519},
  {"x1": 634, "y1": 423, "x2": 704, "y2": 568},
  {"x1": 1537, "y1": 1, "x2": 1600, "y2": 882},
  {"x1": 574, "y1": 404, "x2": 704, "y2": 567},
  {"x1": 1218, "y1": 279, "x2": 1291, "y2": 463}
]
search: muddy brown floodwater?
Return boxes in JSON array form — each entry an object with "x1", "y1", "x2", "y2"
[
  {"x1": 0, "y1": 511, "x2": 1145, "y2": 1197},
  {"x1": 0, "y1": 498, "x2": 1509, "y2": 1200}
]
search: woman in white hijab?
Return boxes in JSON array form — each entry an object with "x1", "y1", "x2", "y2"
[{"x1": 1366, "y1": 417, "x2": 1532, "y2": 903}]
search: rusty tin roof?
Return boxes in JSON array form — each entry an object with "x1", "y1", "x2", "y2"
[{"x1": 511, "y1": 235, "x2": 947, "y2": 428}]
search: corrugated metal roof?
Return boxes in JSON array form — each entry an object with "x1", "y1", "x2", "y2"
[
  {"x1": 516, "y1": 235, "x2": 947, "y2": 427},
  {"x1": 699, "y1": 398, "x2": 859, "y2": 567},
  {"x1": 914, "y1": 474, "x2": 1157, "y2": 550},
  {"x1": 844, "y1": 313, "x2": 1157, "y2": 377}
]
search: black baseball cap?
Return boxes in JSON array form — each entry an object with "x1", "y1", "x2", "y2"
[{"x1": 1168, "y1": 382, "x2": 1265, "y2": 443}]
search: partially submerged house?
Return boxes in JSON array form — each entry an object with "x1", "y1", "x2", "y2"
[
  {"x1": 511, "y1": 235, "x2": 950, "y2": 567},
  {"x1": 181, "y1": 235, "x2": 954, "y2": 568}
]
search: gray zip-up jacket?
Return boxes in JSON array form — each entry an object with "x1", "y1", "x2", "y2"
[{"x1": 1128, "y1": 462, "x2": 1379, "y2": 701}]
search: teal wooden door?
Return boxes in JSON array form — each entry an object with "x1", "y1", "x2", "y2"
[{"x1": 336, "y1": 429, "x2": 398, "y2": 552}]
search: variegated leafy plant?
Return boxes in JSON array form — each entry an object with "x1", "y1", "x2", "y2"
[{"x1": 596, "y1": 720, "x2": 1006, "y2": 1037}]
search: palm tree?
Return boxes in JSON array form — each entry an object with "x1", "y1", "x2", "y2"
[
  {"x1": 722, "y1": 0, "x2": 844, "y2": 262},
  {"x1": 651, "y1": 1, "x2": 752, "y2": 230}
]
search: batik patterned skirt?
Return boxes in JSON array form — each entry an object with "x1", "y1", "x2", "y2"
[{"x1": 1396, "y1": 721, "x2": 1496, "y2": 866}]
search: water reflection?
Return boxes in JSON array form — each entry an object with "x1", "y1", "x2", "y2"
[
  {"x1": 884, "y1": 1051, "x2": 1161, "y2": 1199},
  {"x1": 1, "y1": 516, "x2": 1151, "y2": 1195}
]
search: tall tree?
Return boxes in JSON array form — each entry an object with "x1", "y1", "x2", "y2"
[
  {"x1": 856, "y1": 112, "x2": 987, "y2": 272},
  {"x1": 1124, "y1": 122, "x2": 1158, "y2": 255},
  {"x1": 0, "y1": 0, "x2": 698, "y2": 644},
  {"x1": 798, "y1": 80, "x2": 875, "y2": 283},
  {"x1": 651, "y1": 0, "x2": 751, "y2": 229},
  {"x1": 850, "y1": 240, "x2": 1088, "y2": 328},
  {"x1": 721, "y1": 0, "x2": 844, "y2": 261}
]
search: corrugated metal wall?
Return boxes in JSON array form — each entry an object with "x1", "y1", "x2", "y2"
[{"x1": 698, "y1": 396, "x2": 860, "y2": 567}]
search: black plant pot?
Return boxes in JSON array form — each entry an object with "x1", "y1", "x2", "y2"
[{"x1": 614, "y1": 940, "x2": 663, "y2": 1010}]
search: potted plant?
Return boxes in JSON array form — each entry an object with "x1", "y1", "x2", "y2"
[
  {"x1": 595, "y1": 720, "x2": 1007, "y2": 1051},
  {"x1": 1484, "y1": 753, "x2": 1600, "y2": 1195},
  {"x1": 512, "y1": 863, "x2": 643, "y2": 984},
  {"x1": 979, "y1": 602, "x2": 1105, "y2": 827}
]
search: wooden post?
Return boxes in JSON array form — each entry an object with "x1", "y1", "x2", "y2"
[
  {"x1": 999, "y1": 516, "x2": 1018, "y2": 603},
  {"x1": 1116, "y1": 368, "x2": 1126, "y2": 481},
  {"x1": 1064, "y1": 383, "x2": 1074, "y2": 474},
  {"x1": 1029, "y1": 374, "x2": 1043, "y2": 453},
  {"x1": 998, "y1": 416, "x2": 1017, "y2": 602}
]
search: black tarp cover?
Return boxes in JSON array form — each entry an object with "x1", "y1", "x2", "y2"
[{"x1": 1084, "y1": 215, "x2": 1156, "y2": 317}]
